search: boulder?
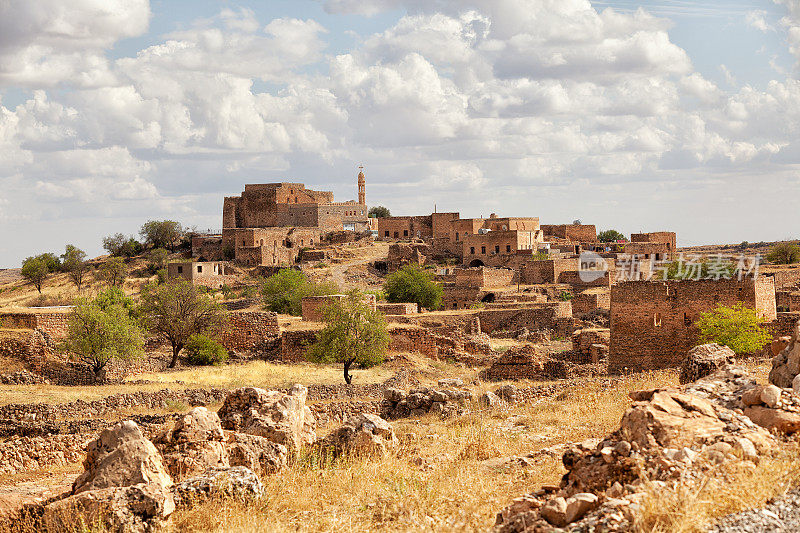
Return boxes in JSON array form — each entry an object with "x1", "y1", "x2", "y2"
[
  {"x1": 43, "y1": 483, "x2": 174, "y2": 533},
  {"x1": 565, "y1": 493, "x2": 599, "y2": 524},
  {"x1": 321, "y1": 413, "x2": 397, "y2": 457},
  {"x1": 225, "y1": 432, "x2": 288, "y2": 476},
  {"x1": 437, "y1": 378, "x2": 464, "y2": 388},
  {"x1": 540, "y1": 496, "x2": 568, "y2": 527},
  {"x1": 679, "y1": 344, "x2": 735, "y2": 384},
  {"x1": 217, "y1": 385, "x2": 316, "y2": 457},
  {"x1": 73, "y1": 420, "x2": 173, "y2": 494},
  {"x1": 769, "y1": 322, "x2": 800, "y2": 388},
  {"x1": 620, "y1": 390, "x2": 725, "y2": 450},
  {"x1": 173, "y1": 466, "x2": 263, "y2": 507},
  {"x1": 480, "y1": 391, "x2": 504, "y2": 409},
  {"x1": 743, "y1": 406, "x2": 800, "y2": 434},
  {"x1": 154, "y1": 407, "x2": 227, "y2": 481}
]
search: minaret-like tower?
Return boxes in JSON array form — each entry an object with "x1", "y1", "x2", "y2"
[{"x1": 357, "y1": 165, "x2": 366, "y2": 205}]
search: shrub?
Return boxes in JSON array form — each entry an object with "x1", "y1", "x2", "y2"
[
  {"x1": 559, "y1": 291, "x2": 573, "y2": 301},
  {"x1": 766, "y1": 242, "x2": 800, "y2": 265},
  {"x1": 695, "y1": 303, "x2": 772, "y2": 355},
  {"x1": 185, "y1": 334, "x2": 229, "y2": 366},
  {"x1": 384, "y1": 264, "x2": 443, "y2": 310},
  {"x1": 261, "y1": 269, "x2": 339, "y2": 315},
  {"x1": 368, "y1": 206, "x2": 391, "y2": 218},
  {"x1": 140, "y1": 220, "x2": 184, "y2": 251}
]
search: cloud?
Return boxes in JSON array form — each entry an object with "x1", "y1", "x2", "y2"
[{"x1": 746, "y1": 10, "x2": 773, "y2": 32}]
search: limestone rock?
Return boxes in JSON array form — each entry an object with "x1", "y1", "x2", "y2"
[
  {"x1": 744, "y1": 405, "x2": 800, "y2": 434},
  {"x1": 769, "y1": 322, "x2": 800, "y2": 388},
  {"x1": 173, "y1": 466, "x2": 263, "y2": 507},
  {"x1": 217, "y1": 385, "x2": 316, "y2": 457},
  {"x1": 43, "y1": 483, "x2": 174, "y2": 533},
  {"x1": 225, "y1": 432, "x2": 288, "y2": 476},
  {"x1": 321, "y1": 413, "x2": 397, "y2": 457},
  {"x1": 620, "y1": 390, "x2": 725, "y2": 449},
  {"x1": 760, "y1": 384, "x2": 783, "y2": 408},
  {"x1": 540, "y1": 496, "x2": 568, "y2": 527},
  {"x1": 437, "y1": 378, "x2": 464, "y2": 388},
  {"x1": 73, "y1": 420, "x2": 172, "y2": 494},
  {"x1": 565, "y1": 493, "x2": 599, "y2": 524},
  {"x1": 480, "y1": 391, "x2": 504, "y2": 409},
  {"x1": 495, "y1": 384, "x2": 519, "y2": 404},
  {"x1": 155, "y1": 407, "x2": 228, "y2": 481},
  {"x1": 679, "y1": 344, "x2": 735, "y2": 384}
]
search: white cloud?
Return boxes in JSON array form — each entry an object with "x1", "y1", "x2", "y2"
[{"x1": 746, "y1": 10, "x2": 773, "y2": 32}]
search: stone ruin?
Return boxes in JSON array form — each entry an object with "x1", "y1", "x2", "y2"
[
  {"x1": 380, "y1": 386, "x2": 473, "y2": 419},
  {"x1": 494, "y1": 362, "x2": 800, "y2": 531}
]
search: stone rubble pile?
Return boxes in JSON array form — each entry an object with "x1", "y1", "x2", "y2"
[
  {"x1": 769, "y1": 322, "x2": 800, "y2": 389},
  {"x1": 494, "y1": 362, "x2": 790, "y2": 532},
  {"x1": 380, "y1": 386, "x2": 473, "y2": 419},
  {"x1": 679, "y1": 343, "x2": 735, "y2": 384},
  {"x1": 319, "y1": 413, "x2": 397, "y2": 458}
]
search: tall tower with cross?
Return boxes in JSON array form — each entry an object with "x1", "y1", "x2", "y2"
[{"x1": 357, "y1": 165, "x2": 366, "y2": 205}]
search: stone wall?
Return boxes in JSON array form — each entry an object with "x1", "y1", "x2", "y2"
[
  {"x1": 572, "y1": 328, "x2": 610, "y2": 356},
  {"x1": 540, "y1": 224, "x2": 597, "y2": 242},
  {"x1": 301, "y1": 293, "x2": 377, "y2": 322},
  {"x1": 477, "y1": 302, "x2": 573, "y2": 336},
  {"x1": 572, "y1": 290, "x2": 610, "y2": 315},
  {"x1": 609, "y1": 278, "x2": 776, "y2": 372},
  {"x1": 769, "y1": 267, "x2": 800, "y2": 289},
  {"x1": 376, "y1": 303, "x2": 418, "y2": 315},
  {"x1": 218, "y1": 311, "x2": 280, "y2": 352},
  {"x1": 0, "y1": 310, "x2": 70, "y2": 341}
]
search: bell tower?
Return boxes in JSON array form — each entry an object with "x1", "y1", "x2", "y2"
[{"x1": 357, "y1": 165, "x2": 366, "y2": 205}]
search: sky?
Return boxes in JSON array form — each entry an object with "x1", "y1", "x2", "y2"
[{"x1": 1, "y1": 0, "x2": 800, "y2": 267}]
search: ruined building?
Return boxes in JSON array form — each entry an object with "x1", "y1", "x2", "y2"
[{"x1": 193, "y1": 171, "x2": 369, "y2": 267}]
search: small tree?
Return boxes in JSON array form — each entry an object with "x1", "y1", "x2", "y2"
[
  {"x1": 766, "y1": 242, "x2": 800, "y2": 265},
  {"x1": 384, "y1": 264, "x2": 442, "y2": 310},
  {"x1": 140, "y1": 280, "x2": 228, "y2": 367},
  {"x1": 597, "y1": 230, "x2": 627, "y2": 243},
  {"x1": 368, "y1": 206, "x2": 391, "y2": 218},
  {"x1": 62, "y1": 289, "x2": 144, "y2": 382},
  {"x1": 62, "y1": 245, "x2": 89, "y2": 291},
  {"x1": 695, "y1": 303, "x2": 772, "y2": 355},
  {"x1": 98, "y1": 257, "x2": 128, "y2": 287},
  {"x1": 306, "y1": 290, "x2": 389, "y2": 384},
  {"x1": 147, "y1": 248, "x2": 170, "y2": 274},
  {"x1": 185, "y1": 334, "x2": 228, "y2": 366},
  {"x1": 140, "y1": 220, "x2": 183, "y2": 251},
  {"x1": 261, "y1": 269, "x2": 339, "y2": 315},
  {"x1": 21, "y1": 255, "x2": 53, "y2": 294}
]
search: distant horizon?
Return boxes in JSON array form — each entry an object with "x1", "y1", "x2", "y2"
[{"x1": 1, "y1": 0, "x2": 799, "y2": 266}]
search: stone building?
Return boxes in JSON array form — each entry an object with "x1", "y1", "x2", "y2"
[
  {"x1": 609, "y1": 277, "x2": 777, "y2": 372},
  {"x1": 199, "y1": 171, "x2": 369, "y2": 267},
  {"x1": 625, "y1": 232, "x2": 677, "y2": 260},
  {"x1": 540, "y1": 224, "x2": 597, "y2": 243},
  {"x1": 166, "y1": 261, "x2": 236, "y2": 289}
]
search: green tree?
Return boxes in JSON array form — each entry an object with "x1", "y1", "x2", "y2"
[
  {"x1": 102, "y1": 233, "x2": 142, "y2": 257},
  {"x1": 695, "y1": 303, "x2": 772, "y2": 355},
  {"x1": 384, "y1": 264, "x2": 442, "y2": 310},
  {"x1": 597, "y1": 229, "x2": 627, "y2": 242},
  {"x1": 61, "y1": 245, "x2": 89, "y2": 291},
  {"x1": 260, "y1": 269, "x2": 339, "y2": 315},
  {"x1": 62, "y1": 288, "x2": 144, "y2": 382},
  {"x1": 140, "y1": 220, "x2": 184, "y2": 251},
  {"x1": 306, "y1": 290, "x2": 389, "y2": 384},
  {"x1": 766, "y1": 242, "x2": 800, "y2": 265},
  {"x1": 140, "y1": 280, "x2": 228, "y2": 367},
  {"x1": 147, "y1": 248, "x2": 170, "y2": 274},
  {"x1": 98, "y1": 257, "x2": 128, "y2": 287},
  {"x1": 21, "y1": 254, "x2": 59, "y2": 293},
  {"x1": 368, "y1": 206, "x2": 391, "y2": 218}
]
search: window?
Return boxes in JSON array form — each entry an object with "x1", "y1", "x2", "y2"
[
  {"x1": 385, "y1": 231, "x2": 390, "y2": 237},
  {"x1": 177, "y1": 266, "x2": 183, "y2": 274},
  {"x1": 394, "y1": 232, "x2": 399, "y2": 238},
  {"x1": 495, "y1": 245, "x2": 500, "y2": 254},
  {"x1": 481, "y1": 246, "x2": 486, "y2": 254},
  {"x1": 403, "y1": 230, "x2": 408, "y2": 237},
  {"x1": 197, "y1": 265, "x2": 202, "y2": 273},
  {"x1": 506, "y1": 245, "x2": 511, "y2": 252},
  {"x1": 455, "y1": 232, "x2": 459, "y2": 241},
  {"x1": 684, "y1": 313, "x2": 692, "y2": 326},
  {"x1": 653, "y1": 313, "x2": 662, "y2": 327},
  {"x1": 470, "y1": 247, "x2": 475, "y2": 254}
]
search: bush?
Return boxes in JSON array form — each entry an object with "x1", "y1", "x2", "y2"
[
  {"x1": 384, "y1": 264, "x2": 443, "y2": 310},
  {"x1": 597, "y1": 229, "x2": 627, "y2": 242},
  {"x1": 559, "y1": 291, "x2": 573, "y2": 301},
  {"x1": 766, "y1": 243, "x2": 800, "y2": 265},
  {"x1": 368, "y1": 206, "x2": 391, "y2": 218},
  {"x1": 261, "y1": 269, "x2": 339, "y2": 315},
  {"x1": 185, "y1": 334, "x2": 229, "y2": 366},
  {"x1": 695, "y1": 303, "x2": 772, "y2": 355}
]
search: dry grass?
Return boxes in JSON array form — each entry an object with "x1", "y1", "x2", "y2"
[
  {"x1": 132, "y1": 361, "x2": 395, "y2": 390},
  {"x1": 0, "y1": 361, "x2": 395, "y2": 406},
  {"x1": 169, "y1": 370, "x2": 678, "y2": 532},
  {"x1": 635, "y1": 446, "x2": 800, "y2": 533}
]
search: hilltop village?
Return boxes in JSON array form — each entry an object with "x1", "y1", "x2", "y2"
[{"x1": 1, "y1": 170, "x2": 800, "y2": 531}]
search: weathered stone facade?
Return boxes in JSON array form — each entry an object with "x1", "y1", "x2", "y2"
[
  {"x1": 167, "y1": 261, "x2": 237, "y2": 289},
  {"x1": 609, "y1": 278, "x2": 777, "y2": 372}
]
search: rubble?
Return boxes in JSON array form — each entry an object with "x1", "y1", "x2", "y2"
[
  {"x1": 679, "y1": 343, "x2": 735, "y2": 384},
  {"x1": 380, "y1": 387, "x2": 472, "y2": 419},
  {"x1": 320, "y1": 413, "x2": 397, "y2": 457}
]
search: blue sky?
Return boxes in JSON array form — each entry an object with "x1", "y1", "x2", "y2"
[{"x1": 1, "y1": 0, "x2": 800, "y2": 266}]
